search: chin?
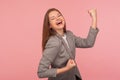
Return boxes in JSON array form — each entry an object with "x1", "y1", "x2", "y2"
[{"x1": 57, "y1": 25, "x2": 64, "y2": 29}]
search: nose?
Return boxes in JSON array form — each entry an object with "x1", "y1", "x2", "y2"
[
  {"x1": 54, "y1": 15, "x2": 60, "y2": 20},
  {"x1": 56, "y1": 17, "x2": 61, "y2": 21}
]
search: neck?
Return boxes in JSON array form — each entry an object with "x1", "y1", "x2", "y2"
[{"x1": 56, "y1": 29, "x2": 64, "y2": 36}]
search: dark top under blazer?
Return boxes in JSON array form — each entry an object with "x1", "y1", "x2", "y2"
[{"x1": 37, "y1": 27, "x2": 99, "y2": 80}]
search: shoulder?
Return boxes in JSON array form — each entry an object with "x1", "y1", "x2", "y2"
[
  {"x1": 45, "y1": 35, "x2": 61, "y2": 48},
  {"x1": 66, "y1": 30, "x2": 73, "y2": 33},
  {"x1": 66, "y1": 30, "x2": 75, "y2": 37},
  {"x1": 48, "y1": 35, "x2": 60, "y2": 43}
]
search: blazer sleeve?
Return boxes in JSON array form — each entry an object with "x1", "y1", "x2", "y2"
[
  {"x1": 37, "y1": 36, "x2": 60, "y2": 78},
  {"x1": 69, "y1": 26, "x2": 99, "y2": 48}
]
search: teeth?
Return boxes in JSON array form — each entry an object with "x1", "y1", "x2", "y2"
[{"x1": 56, "y1": 21, "x2": 62, "y2": 25}]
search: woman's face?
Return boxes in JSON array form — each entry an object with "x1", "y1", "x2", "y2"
[{"x1": 48, "y1": 10, "x2": 65, "y2": 31}]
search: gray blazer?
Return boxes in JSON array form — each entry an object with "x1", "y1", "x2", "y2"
[{"x1": 37, "y1": 27, "x2": 99, "y2": 80}]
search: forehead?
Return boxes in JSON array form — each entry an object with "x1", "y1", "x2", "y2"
[{"x1": 49, "y1": 10, "x2": 60, "y2": 17}]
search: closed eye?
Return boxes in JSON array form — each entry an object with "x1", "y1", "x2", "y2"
[
  {"x1": 57, "y1": 14, "x2": 62, "y2": 17},
  {"x1": 50, "y1": 17, "x2": 55, "y2": 20}
]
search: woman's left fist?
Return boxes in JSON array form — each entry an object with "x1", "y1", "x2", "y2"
[{"x1": 88, "y1": 9, "x2": 97, "y2": 18}]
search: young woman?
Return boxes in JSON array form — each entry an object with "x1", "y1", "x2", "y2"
[{"x1": 37, "y1": 8, "x2": 99, "y2": 80}]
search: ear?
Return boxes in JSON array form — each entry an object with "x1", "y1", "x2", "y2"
[
  {"x1": 50, "y1": 25, "x2": 52, "y2": 28},
  {"x1": 49, "y1": 24, "x2": 52, "y2": 28}
]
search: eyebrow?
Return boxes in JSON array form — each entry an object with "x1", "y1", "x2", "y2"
[
  {"x1": 49, "y1": 13, "x2": 61, "y2": 19},
  {"x1": 57, "y1": 13, "x2": 61, "y2": 16},
  {"x1": 50, "y1": 16, "x2": 55, "y2": 19}
]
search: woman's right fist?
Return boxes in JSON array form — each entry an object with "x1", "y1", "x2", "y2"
[{"x1": 65, "y1": 59, "x2": 76, "y2": 70}]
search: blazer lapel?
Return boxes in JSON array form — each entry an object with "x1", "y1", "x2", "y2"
[
  {"x1": 66, "y1": 32, "x2": 73, "y2": 53},
  {"x1": 56, "y1": 32, "x2": 74, "y2": 59},
  {"x1": 66, "y1": 32, "x2": 75, "y2": 58}
]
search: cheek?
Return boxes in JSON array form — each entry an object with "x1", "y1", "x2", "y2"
[
  {"x1": 61, "y1": 18, "x2": 65, "y2": 23},
  {"x1": 61, "y1": 17, "x2": 65, "y2": 20},
  {"x1": 50, "y1": 21, "x2": 56, "y2": 27}
]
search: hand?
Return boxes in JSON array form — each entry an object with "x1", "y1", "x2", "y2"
[
  {"x1": 65, "y1": 59, "x2": 76, "y2": 70},
  {"x1": 56, "y1": 59, "x2": 76, "y2": 75},
  {"x1": 88, "y1": 8, "x2": 97, "y2": 19},
  {"x1": 88, "y1": 8, "x2": 97, "y2": 28}
]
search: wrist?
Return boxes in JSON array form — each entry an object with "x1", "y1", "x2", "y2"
[
  {"x1": 92, "y1": 17, "x2": 97, "y2": 21},
  {"x1": 91, "y1": 20, "x2": 97, "y2": 28},
  {"x1": 56, "y1": 66, "x2": 69, "y2": 75},
  {"x1": 64, "y1": 66, "x2": 69, "y2": 71}
]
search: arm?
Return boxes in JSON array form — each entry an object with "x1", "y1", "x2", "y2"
[
  {"x1": 75, "y1": 8, "x2": 99, "y2": 48},
  {"x1": 37, "y1": 37, "x2": 60, "y2": 78},
  {"x1": 74, "y1": 27, "x2": 99, "y2": 48},
  {"x1": 37, "y1": 37, "x2": 75, "y2": 78}
]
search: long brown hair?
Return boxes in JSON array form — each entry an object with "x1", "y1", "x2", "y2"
[{"x1": 42, "y1": 8, "x2": 66, "y2": 51}]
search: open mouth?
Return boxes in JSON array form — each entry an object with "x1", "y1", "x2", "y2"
[{"x1": 56, "y1": 21, "x2": 63, "y2": 25}]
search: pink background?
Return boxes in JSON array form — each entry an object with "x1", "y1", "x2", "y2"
[{"x1": 0, "y1": 0, "x2": 120, "y2": 80}]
